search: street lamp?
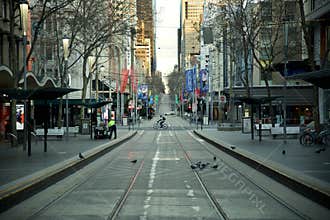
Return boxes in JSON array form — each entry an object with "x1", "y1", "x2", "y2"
[
  {"x1": 20, "y1": 0, "x2": 28, "y2": 152},
  {"x1": 88, "y1": 55, "x2": 95, "y2": 139},
  {"x1": 63, "y1": 35, "x2": 70, "y2": 140}
]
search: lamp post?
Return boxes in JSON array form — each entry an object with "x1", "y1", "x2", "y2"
[
  {"x1": 20, "y1": 0, "x2": 28, "y2": 152},
  {"x1": 63, "y1": 36, "x2": 70, "y2": 140},
  {"x1": 283, "y1": 20, "x2": 289, "y2": 144},
  {"x1": 88, "y1": 55, "x2": 95, "y2": 139}
]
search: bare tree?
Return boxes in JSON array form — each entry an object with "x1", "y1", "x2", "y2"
[
  {"x1": 297, "y1": 0, "x2": 320, "y2": 132},
  {"x1": 61, "y1": 0, "x2": 135, "y2": 119},
  {"x1": 7, "y1": 0, "x2": 72, "y2": 146}
]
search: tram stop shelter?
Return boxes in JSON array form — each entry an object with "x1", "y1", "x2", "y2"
[
  {"x1": 236, "y1": 96, "x2": 282, "y2": 141},
  {"x1": 83, "y1": 101, "x2": 112, "y2": 139},
  {"x1": 0, "y1": 87, "x2": 79, "y2": 156}
]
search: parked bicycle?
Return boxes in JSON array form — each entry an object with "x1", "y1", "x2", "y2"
[{"x1": 299, "y1": 127, "x2": 330, "y2": 146}]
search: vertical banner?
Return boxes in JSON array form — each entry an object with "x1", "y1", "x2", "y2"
[
  {"x1": 138, "y1": 84, "x2": 148, "y2": 100},
  {"x1": 130, "y1": 67, "x2": 138, "y2": 93},
  {"x1": 120, "y1": 69, "x2": 129, "y2": 93},
  {"x1": 16, "y1": 104, "x2": 24, "y2": 130},
  {"x1": 199, "y1": 69, "x2": 209, "y2": 93},
  {"x1": 185, "y1": 69, "x2": 193, "y2": 92}
]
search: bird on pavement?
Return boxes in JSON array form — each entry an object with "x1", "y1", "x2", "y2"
[
  {"x1": 213, "y1": 156, "x2": 217, "y2": 161},
  {"x1": 212, "y1": 164, "x2": 218, "y2": 169},
  {"x1": 282, "y1": 150, "x2": 286, "y2": 155},
  {"x1": 78, "y1": 152, "x2": 85, "y2": 159},
  {"x1": 191, "y1": 164, "x2": 198, "y2": 169},
  {"x1": 315, "y1": 148, "x2": 325, "y2": 153},
  {"x1": 230, "y1": 146, "x2": 236, "y2": 150},
  {"x1": 130, "y1": 159, "x2": 137, "y2": 163}
]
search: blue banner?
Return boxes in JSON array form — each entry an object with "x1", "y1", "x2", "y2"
[
  {"x1": 138, "y1": 84, "x2": 148, "y2": 100},
  {"x1": 185, "y1": 68, "x2": 197, "y2": 93},
  {"x1": 199, "y1": 69, "x2": 208, "y2": 92}
]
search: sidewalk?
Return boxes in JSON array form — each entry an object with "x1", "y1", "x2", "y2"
[
  {"x1": 0, "y1": 130, "x2": 129, "y2": 187},
  {"x1": 194, "y1": 129, "x2": 330, "y2": 184}
]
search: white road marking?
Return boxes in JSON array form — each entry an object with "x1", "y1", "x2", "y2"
[
  {"x1": 186, "y1": 184, "x2": 191, "y2": 189},
  {"x1": 143, "y1": 150, "x2": 160, "y2": 218},
  {"x1": 153, "y1": 157, "x2": 180, "y2": 161},
  {"x1": 187, "y1": 189, "x2": 194, "y2": 197},
  {"x1": 323, "y1": 162, "x2": 330, "y2": 165},
  {"x1": 157, "y1": 141, "x2": 176, "y2": 144},
  {"x1": 192, "y1": 206, "x2": 200, "y2": 212}
]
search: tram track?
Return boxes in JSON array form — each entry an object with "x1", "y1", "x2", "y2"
[
  {"x1": 170, "y1": 127, "x2": 310, "y2": 220},
  {"x1": 23, "y1": 131, "x2": 153, "y2": 220}
]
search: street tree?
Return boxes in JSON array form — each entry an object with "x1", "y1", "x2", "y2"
[
  {"x1": 7, "y1": 0, "x2": 73, "y2": 146},
  {"x1": 62, "y1": 0, "x2": 135, "y2": 119},
  {"x1": 297, "y1": 0, "x2": 320, "y2": 131},
  {"x1": 167, "y1": 65, "x2": 184, "y2": 99}
]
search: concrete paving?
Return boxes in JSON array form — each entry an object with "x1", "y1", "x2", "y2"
[
  {"x1": 0, "y1": 130, "x2": 130, "y2": 186},
  {"x1": 194, "y1": 129, "x2": 330, "y2": 185}
]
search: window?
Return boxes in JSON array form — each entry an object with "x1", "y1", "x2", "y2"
[
  {"x1": 46, "y1": 44, "x2": 52, "y2": 60},
  {"x1": 1, "y1": 0, "x2": 8, "y2": 20}
]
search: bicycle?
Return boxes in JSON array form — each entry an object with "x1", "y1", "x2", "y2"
[
  {"x1": 299, "y1": 127, "x2": 330, "y2": 146},
  {"x1": 153, "y1": 121, "x2": 168, "y2": 129}
]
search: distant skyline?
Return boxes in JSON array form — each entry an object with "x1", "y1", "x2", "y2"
[{"x1": 155, "y1": 0, "x2": 180, "y2": 76}]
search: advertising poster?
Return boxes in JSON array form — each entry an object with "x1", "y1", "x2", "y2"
[
  {"x1": 16, "y1": 104, "x2": 24, "y2": 130},
  {"x1": 199, "y1": 69, "x2": 209, "y2": 93}
]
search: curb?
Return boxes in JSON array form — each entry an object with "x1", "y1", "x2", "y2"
[
  {"x1": 193, "y1": 130, "x2": 330, "y2": 209},
  {"x1": 0, "y1": 131, "x2": 137, "y2": 213}
]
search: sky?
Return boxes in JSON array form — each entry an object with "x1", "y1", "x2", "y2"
[{"x1": 155, "y1": 0, "x2": 180, "y2": 76}]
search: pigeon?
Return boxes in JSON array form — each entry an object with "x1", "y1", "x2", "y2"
[
  {"x1": 200, "y1": 162, "x2": 210, "y2": 170},
  {"x1": 282, "y1": 150, "x2": 286, "y2": 155},
  {"x1": 213, "y1": 156, "x2": 217, "y2": 161},
  {"x1": 78, "y1": 152, "x2": 85, "y2": 159},
  {"x1": 130, "y1": 159, "x2": 137, "y2": 163},
  {"x1": 315, "y1": 148, "x2": 325, "y2": 153},
  {"x1": 191, "y1": 164, "x2": 198, "y2": 169},
  {"x1": 212, "y1": 164, "x2": 218, "y2": 169}
]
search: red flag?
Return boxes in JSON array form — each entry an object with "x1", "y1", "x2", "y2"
[{"x1": 120, "y1": 69, "x2": 129, "y2": 93}]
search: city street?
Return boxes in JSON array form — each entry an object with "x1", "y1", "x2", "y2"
[{"x1": 0, "y1": 95, "x2": 329, "y2": 219}]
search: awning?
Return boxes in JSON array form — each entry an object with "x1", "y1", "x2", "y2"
[
  {"x1": 0, "y1": 88, "x2": 80, "y2": 100},
  {"x1": 235, "y1": 96, "x2": 282, "y2": 105},
  {"x1": 83, "y1": 101, "x2": 112, "y2": 108},
  {"x1": 287, "y1": 69, "x2": 330, "y2": 89}
]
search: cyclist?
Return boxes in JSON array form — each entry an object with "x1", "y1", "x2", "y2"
[{"x1": 157, "y1": 115, "x2": 166, "y2": 128}]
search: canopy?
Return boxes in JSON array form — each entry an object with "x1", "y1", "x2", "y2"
[
  {"x1": 287, "y1": 69, "x2": 330, "y2": 89},
  {"x1": 235, "y1": 96, "x2": 282, "y2": 105},
  {"x1": 83, "y1": 100, "x2": 112, "y2": 108},
  {"x1": 0, "y1": 88, "x2": 80, "y2": 100}
]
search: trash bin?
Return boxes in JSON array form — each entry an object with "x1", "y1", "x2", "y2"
[
  {"x1": 81, "y1": 118, "x2": 90, "y2": 134},
  {"x1": 242, "y1": 117, "x2": 251, "y2": 133},
  {"x1": 203, "y1": 116, "x2": 209, "y2": 125},
  {"x1": 122, "y1": 116, "x2": 128, "y2": 126}
]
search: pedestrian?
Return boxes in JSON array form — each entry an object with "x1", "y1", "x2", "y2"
[{"x1": 108, "y1": 118, "x2": 117, "y2": 140}]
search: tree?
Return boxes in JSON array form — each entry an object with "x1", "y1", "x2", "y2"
[
  {"x1": 297, "y1": 0, "x2": 320, "y2": 132},
  {"x1": 62, "y1": 0, "x2": 135, "y2": 119},
  {"x1": 7, "y1": 0, "x2": 73, "y2": 146},
  {"x1": 167, "y1": 65, "x2": 184, "y2": 97}
]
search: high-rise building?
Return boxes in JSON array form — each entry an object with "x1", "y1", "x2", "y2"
[
  {"x1": 180, "y1": 0, "x2": 204, "y2": 70},
  {"x1": 136, "y1": 0, "x2": 155, "y2": 77}
]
